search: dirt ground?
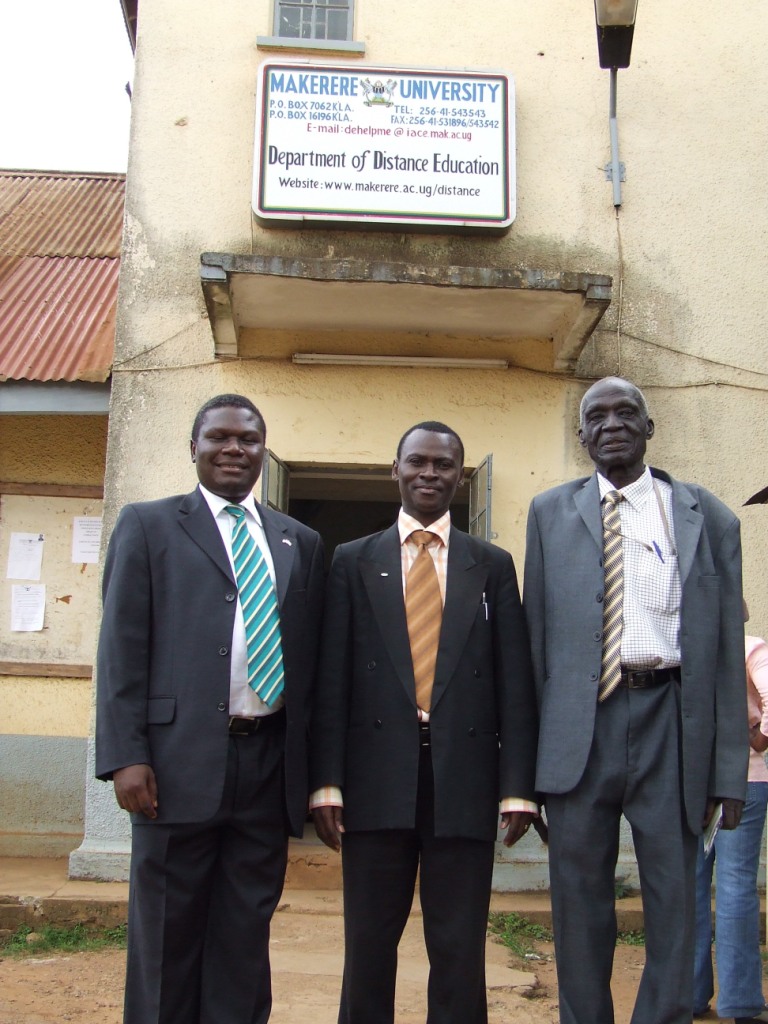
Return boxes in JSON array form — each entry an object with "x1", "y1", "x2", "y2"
[{"x1": 0, "y1": 908, "x2": 653, "y2": 1024}]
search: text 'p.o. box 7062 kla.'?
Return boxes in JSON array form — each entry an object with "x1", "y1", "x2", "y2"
[{"x1": 253, "y1": 61, "x2": 516, "y2": 232}]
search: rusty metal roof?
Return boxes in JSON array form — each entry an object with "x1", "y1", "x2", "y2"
[{"x1": 0, "y1": 171, "x2": 124, "y2": 383}]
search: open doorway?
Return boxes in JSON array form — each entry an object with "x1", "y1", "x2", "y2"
[{"x1": 260, "y1": 457, "x2": 492, "y2": 564}]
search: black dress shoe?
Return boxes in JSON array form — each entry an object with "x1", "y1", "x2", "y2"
[{"x1": 734, "y1": 1010, "x2": 768, "y2": 1023}]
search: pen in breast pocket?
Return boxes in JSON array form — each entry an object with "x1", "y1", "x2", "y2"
[
  {"x1": 482, "y1": 592, "x2": 488, "y2": 620},
  {"x1": 652, "y1": 541, "x2": 665, "y2": 564}
]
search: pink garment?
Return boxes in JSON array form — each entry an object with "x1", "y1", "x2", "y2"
[{"x1": 745, "y1": 635, "x2": 768, "y2": 782}]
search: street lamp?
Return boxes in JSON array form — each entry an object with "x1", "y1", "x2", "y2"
[{"x1": 594, "y1": 0, "x2": 638, "y2": 206}]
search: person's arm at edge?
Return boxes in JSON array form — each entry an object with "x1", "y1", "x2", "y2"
[
  {"x1": 705, "y1": 514, "x2": 748, "y2": 831},
  {"x1": 309, "y1": 547, "x2": 353, "y2": 851},
  {"x1": 494, "y1": 545, "x2": 539, "y2": 847},
  {"x1": 747, "y1": 638, "x2": 768, "y2": 752},
  {"x1": 95, "y1": 504, "x2": 157, "y2": 818}
]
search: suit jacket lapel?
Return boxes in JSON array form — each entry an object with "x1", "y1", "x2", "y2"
[
  {"x1": 359, "y1": 525, "x2": 416, "y2": 709},
  {"x1": 430, "y1": 529, "x2": 488, "y2": 713},
  {"x1": 651, "y1": 469, "x2": 702, "y2": 587},
  {"x1": 259, "y1": 504, "x2": 295, "y2": 607},
  {"x1": 574, "y1": 473, "x2": 604, "y2": 552},
  {"x1": 177, "y1": 489, "x2": 234, "y2": 583}
]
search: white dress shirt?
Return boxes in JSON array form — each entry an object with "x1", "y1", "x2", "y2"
[
  {"x1": 198, "y1": 484, "x2": 283, "y2": 717},
  {"x1": 597, "y1": 467, "x2": 682, "y2": 669}
]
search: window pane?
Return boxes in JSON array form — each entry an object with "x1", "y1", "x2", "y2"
[
  {"x1": 277, "y1": 0, "x2": 351, "y2": 40},
  {"x1": 327, "y1": 9, "x2": 348, "y2": 39},
  {"x1": 279, "y1": 6, "x2": 301, "y2": 36}
]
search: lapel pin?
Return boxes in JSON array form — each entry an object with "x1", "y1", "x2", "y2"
[
  {"x1": 380, "y1": 572, "x2": 389, "y2": 577},
  {"x1": 282, "y1": 538, "x2": 293, "y2": 546}
]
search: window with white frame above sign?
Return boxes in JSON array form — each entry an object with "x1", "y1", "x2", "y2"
[{"x1": 275, "y1": 0, "x2": 352, "y2": 41}]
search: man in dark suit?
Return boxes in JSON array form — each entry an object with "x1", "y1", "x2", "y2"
[
  {"x1": 524, "y1": 376, "x2": 748, "y2": 1024},
  {"x1": 95, "y1": 393, "x2": 324, "y2": 1024},
  {"x1": 311, "y1": 421, "x2": 538, "y2": 1024}
]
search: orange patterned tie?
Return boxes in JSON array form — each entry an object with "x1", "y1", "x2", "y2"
[{"x1": 405, "y1": 530, "x2": 443, "y2": 712}]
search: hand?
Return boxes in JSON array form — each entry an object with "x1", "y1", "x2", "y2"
[
  {"x1": 500, "y1": 810, "x2": 536, "y2": 848},
  {"x1": 312, "y1": 805, "x2": 344, "y2": 851},
  {"x1": 703, "y1": 796, "x2": 744, "y2": 831},
  {"x1": 113, "y1": 763, "x2": 158, "y2": 819},
  {"x1": 749, "y1": 722, "x2": 768, "y2": 753}
]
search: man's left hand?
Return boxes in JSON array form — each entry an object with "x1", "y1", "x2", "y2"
[
  {"x1": 703, "y1": 797, "x2": 744, "y2": 831},
  {"x1": 500, "y1": 810, "x2": 536, "y2": 847}
]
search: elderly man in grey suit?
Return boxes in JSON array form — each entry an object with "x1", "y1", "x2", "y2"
[
  {"x1": 95, "y1": 394, "x2": 324, "y2": 1024},
  {"x1": 524, "y1": 377, "x2": 747, "y2": 1024}
]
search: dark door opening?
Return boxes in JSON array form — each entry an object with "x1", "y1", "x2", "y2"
[{"x1": 261, "y1": 457, "x2": 489, "y2": 566}]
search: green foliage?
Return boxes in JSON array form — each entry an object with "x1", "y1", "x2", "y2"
[
  {"x1": 1, "y1": 922, "x2": 127, "y2": 957},
  {"x1": 488, "y1": 910, "x2": 646, "y2": 959},
  {"x1": 488, "y1": 911, "x2": 553, "y2": 959}
]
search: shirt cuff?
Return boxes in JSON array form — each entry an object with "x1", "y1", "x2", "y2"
[
  {"x1": 309, "y1": 786, "x2": 343, "y2": 809},
  {"x1": 499, "y1": 798, "x2": 538, "y2": 815}
]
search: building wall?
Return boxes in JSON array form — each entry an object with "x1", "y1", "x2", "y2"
[
  {"x1": 86, "y1": 1, "x2": 768, "y2": 883},
  {"x1": 0, "y1": 414, "x2": 106, "y2": 855}
]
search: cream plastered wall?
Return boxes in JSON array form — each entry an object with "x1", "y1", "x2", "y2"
[
  {"x1": 0, "y1": 415, "x2": 107, "y2": 487},
  {"x1": 0, "y1": 416, "x2": 107, "y2": 740},
  {"x1": 110, "y1": 0, "x2": 768, "y2": 636}
]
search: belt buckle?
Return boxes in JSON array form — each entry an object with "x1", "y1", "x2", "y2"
[
  {"x1": 625, "y1": 670, "x2": 645, "y2": 689},
  {"x1": 229, "y1": 716, "x2": 259, "y2": 734}
]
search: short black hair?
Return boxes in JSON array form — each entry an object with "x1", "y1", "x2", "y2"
[
  {"x1": 396, "y1": 421, "x2": 464, "y2": 465},
  {"x1": 191, "y1": 394, "x2": 266, "y2": 442}
]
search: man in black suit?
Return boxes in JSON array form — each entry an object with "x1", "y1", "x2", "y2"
[
  {"x1": 95, "y1": 393, "x2": 324, "y2": 1024},
  {"x1": 311, "y1": 421, "x2": 538, "y2": 1024}
]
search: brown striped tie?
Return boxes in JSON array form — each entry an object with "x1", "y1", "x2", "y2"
[
  {"x1": 598, "y1": 491, "x2": 624, "y2": 703},
  {"x1": 405, "y1": 530, "x2": 443, "y2": 712}
]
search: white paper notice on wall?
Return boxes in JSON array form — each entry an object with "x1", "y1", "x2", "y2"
[
  {"x1": 7, "y1": 532, "x2": 45, "y2": 581},
  {"x1": 11, "y1": 583, "x2": 46, "y2": 631},
  {"x1": 72, "y1": 516, "x2": 103, "y2": 564}
]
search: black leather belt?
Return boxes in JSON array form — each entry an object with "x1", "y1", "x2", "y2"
[
  {"x1": 228, "y1": 708, "x2": 286, "y2": 735},
  {"x1": 619, "y1": 666, "x2": 681, "y2": 689},
  {"x1": 419, "y1": 722, "x2": 431, "y2": 748}
]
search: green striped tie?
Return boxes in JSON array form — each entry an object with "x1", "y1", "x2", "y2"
[
  {"x1": 598, "y1": 490, "x2": 624, "y2": 703},
  {"x1": 225, "y1": 505, "x2": 285, "y2": 707}
]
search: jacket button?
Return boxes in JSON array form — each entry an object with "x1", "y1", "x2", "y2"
[
  {"x1": 217, "y1": 702, "x2": 227, "y2": 712},
  {"x1": 596, "y1": 593, "x2": 604, "y2": 603},
  {"x1": 219, "y1": 646, "x2": 229, "y2": 656},
  {"x1": 367, "y1": 661, "x2": 376, "y2": 670},
  {"x1": 593, "y1": 631, "x2": 602, "y2": 642},
  {"x1": 474, "y1": 669, "x2": 481, "y2": 678},
  {"x1": 468, "y1": 727, "x2": 476, "y2": 737},
  {"x1": 374, "y1": 719, "x2": 383, "y2": 728},
  {"x1": 225, "y1": 592, "x2": 236, "y2": 602}
]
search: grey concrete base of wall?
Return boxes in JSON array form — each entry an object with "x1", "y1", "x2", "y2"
[
  {"x1": 0, "y1": 833, "x2": 82, "y2": 859},
  {"x1": 0, "y1": 735, "x2": 86, "y2": 859},
  {"x1": 68, "y1": 739, "x2": 131, "y2": 881}
]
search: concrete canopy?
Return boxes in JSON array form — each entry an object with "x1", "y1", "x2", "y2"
[{"x1": 200, "y1": 254, "x2": 612, "y2": 373}]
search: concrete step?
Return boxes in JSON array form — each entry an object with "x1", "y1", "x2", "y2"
[{"x1": 1, "y1": 856, "x2": 765, "y2": 938}]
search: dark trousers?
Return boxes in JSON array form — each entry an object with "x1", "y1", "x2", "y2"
[
  {"x1": 338, "y1": 744, "x2": 495, "y2": 1024},
  {"x1": 545, "y1": 682, "x2": 697, "y2": 1024},
  {"x1": 124, "y1": 725, "x2": 289, "y2": 1024}
]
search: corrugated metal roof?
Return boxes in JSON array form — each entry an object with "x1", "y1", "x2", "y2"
[
  {"x1": 0, "y1": 170, "x2": 125, "y2": 259},
  {"x1": 0, "y1": 171, "x2": 124, "y2": 383},
  {"x1": 0, "y1": 256, "x2": 119, "y2": 383}
]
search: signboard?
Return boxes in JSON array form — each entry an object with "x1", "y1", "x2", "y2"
[{"x1": 253, "y1": 61, "x2": 515, "y2": 230}]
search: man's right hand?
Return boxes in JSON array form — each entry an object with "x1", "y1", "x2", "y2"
[
  {"x1": 113, "y1": 764, "x2": 158, "y2": 819},
  {"x1": 312, "y1": 806, "x2": 344, "y2": 851}
]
